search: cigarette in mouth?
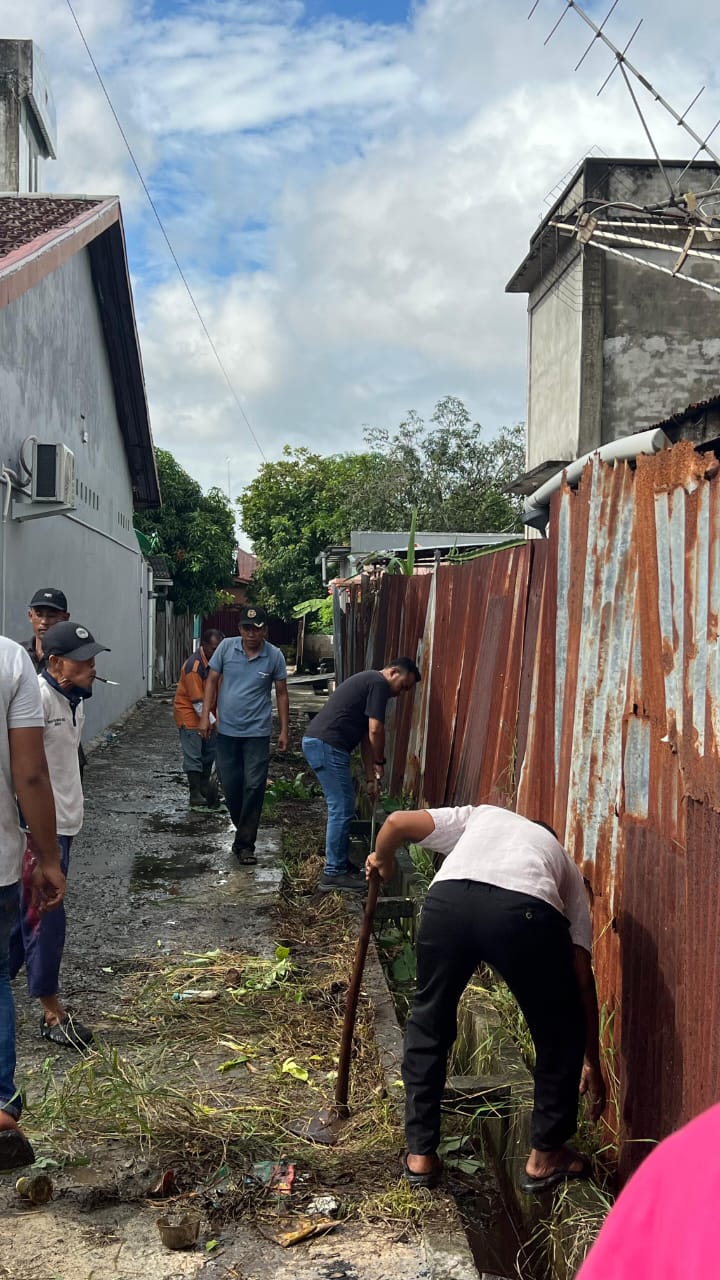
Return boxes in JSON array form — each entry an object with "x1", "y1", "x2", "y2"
[{"x1": 96, "y1": 676, "x2": 119, "y2": 685}]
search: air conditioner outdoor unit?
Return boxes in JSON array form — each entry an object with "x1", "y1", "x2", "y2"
[{"x1": 31, "y1": 442, "x2": 76, "y2": 506}]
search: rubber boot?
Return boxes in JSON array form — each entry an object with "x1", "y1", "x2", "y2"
[{"x1": 187, "y1": 772, "x2": 208, "y2": 811}]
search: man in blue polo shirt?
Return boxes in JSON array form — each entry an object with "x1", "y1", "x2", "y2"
[{"x1": 199, "y1": 607, "x2": 289, "y2": 864}]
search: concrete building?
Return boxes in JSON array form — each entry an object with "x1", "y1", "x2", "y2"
[
  {"x1": 0, "y1": 40, "x2": 56, "y2": 193},
  {"x1": 506, "y1": 157, "x2": 720, "y2": 490},
  {"x1": 0, "y1": 193, "x2": 160, "y2": 740}
]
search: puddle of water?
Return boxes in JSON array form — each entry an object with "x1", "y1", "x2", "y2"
[
  {"x1": 145, "y1": 812, "x2": 229, "y2": 835},
  {"x1": 130, "y1": 852, "x2": 213, "y2": 887}
]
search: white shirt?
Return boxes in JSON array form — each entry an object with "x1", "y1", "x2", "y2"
[
  {"x1": 0, "y1": 639, "x2": 44, "y2": 885},
  {"x1": 420, "y1": 805, "x2": 593, "y2": 952},
  {"x1": 38, "y1": 678, "x2": 84, "y2": 836}
]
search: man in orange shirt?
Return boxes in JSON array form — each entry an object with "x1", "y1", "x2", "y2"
[{"x1": 174, "y1": 630, "x2": 223, "y2": 810}]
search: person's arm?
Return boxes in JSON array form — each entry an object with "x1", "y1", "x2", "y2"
[
  {"x1": 366, "y1": 717, "x2": 385, "y2": 774},
  {"x1": 366, "y1": 809, "x2": 436, "y2": 881},
  {"x1": 10, "y1": 726, "x2": 64, "y2": 910},
  {"x1": 184, "y1": 664, "x2": 207, "y2": 724},
  {"x1": 573, "y1": 945, "x2": 606, "y2": 1121},
  {"x1": 275, "y1": 679, "x2": 289, "y2": 751},
  {"x1": 199, "y1": 668, "x2": 221, "y2": 739}
]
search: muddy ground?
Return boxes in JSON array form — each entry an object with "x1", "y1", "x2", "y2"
[{"x1": 1, "y1": 688, "x2": 434, "y2": 1280}]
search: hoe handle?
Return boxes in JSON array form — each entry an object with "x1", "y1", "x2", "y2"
[{"x1": 335, "y1": 868, "x2": 380, "y2": 1114}]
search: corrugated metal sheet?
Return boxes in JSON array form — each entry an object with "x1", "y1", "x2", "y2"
[{"x1": 335, "y1": 441, "x2": 720, "y2": 1166}]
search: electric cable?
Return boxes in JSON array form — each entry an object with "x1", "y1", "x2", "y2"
[{"x1": 64, "y1": 0, "x2": 267, "y2": 463}]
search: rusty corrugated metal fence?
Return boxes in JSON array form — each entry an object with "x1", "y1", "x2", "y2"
[{"x1": 334, "y1": 442, "x2": 720, "y2": 1164}]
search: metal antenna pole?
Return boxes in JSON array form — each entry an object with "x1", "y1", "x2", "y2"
[
  {"x1": 559, "y1": 0, "x2": 720, "y2": 172},
  {"x1": 617, "y1": 62, "x2": 675, "y2": 200}
]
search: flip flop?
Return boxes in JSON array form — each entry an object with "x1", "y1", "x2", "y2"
[
  {"x1": 0, "y1": 1128, "x2": 35, "y2": 1171},
  {"x1": 40, "y1": 1014, "x2": 94, "y2": 1051},
  {"x1": 519, "y1": 1149, "x2": 591, "y2": 1195},
  {"x1": 234, "y1": 850, "x2": 258, "y2": 865},
  {"x1": 400, "y1": 1151, "x2": 442, "y2": 1189}
]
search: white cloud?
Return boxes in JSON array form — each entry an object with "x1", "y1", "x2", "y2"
[{"x1": 1, "y1": 0, "x2": 720, "y2": 513}]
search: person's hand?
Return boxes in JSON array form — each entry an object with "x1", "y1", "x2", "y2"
[
  {"x1": 30, "y1": 861, "x2": 66, "y2": 914},
  {"x1": 197, "y1": 714, "x2": 211, "y2": 740},
  {"x1": 579, "y1": 1060, "x2": 607, "y2": 1121},
  {"x1": 366, "y1": 775, "x2": 379, "y2": 802},
  {"x1": 276, "y1": 731, "x2": 288, "y2": 752},
  {"x1": 366, "y1": 851, "x2": 393, "y2": 883}
]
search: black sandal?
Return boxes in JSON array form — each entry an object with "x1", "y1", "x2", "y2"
[
  {"x1": 519, "y1": 1148, "x2": 591, "y2": 1195},
  {"x1": 0, "y1": 1128, "x2": 35, "y2": 1171},
  {"x1": 400, "y1": 1152, "x2": 442, "y2": 1189},
  {"x1": 234, "y1": 849, "x2": 258, "y2": 865},
  {"x1": 40, "y1": 1014, "x2": 94, "y2": 1051}
]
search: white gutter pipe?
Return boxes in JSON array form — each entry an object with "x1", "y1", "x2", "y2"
[{"x1": 523, "y1": 428, "x2": 672, "y2": 534}]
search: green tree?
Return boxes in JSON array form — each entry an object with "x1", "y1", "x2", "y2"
[
  {"x1": 239, "y1": 448, "x2": 373, "y2": 618},
  {"x1": 239, "y1": 398, "x2": 525, "y2": 619},
  {"x1": 358, "y1": 396, "x2": 524, "y2": 532},
  {"x1": 134, "y1": 449, "x2": 236, "y2": 614}
]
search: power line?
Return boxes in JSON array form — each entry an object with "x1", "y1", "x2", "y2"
[{"x1": 64, "y1": 0, "x2": 268, "y2": 464}]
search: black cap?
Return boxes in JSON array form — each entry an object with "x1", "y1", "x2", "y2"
[
  {"x1": 238, "y1": 605, "x2": 268, "y2": 628},
  {"x1": 29, "y1": 588, "x2": 68, "y2": 612},
  {"x1": 42, "y1": 621, "x2": 110, "y2": 662}
]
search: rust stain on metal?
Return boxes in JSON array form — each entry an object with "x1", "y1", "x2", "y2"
[{"x1": 335, "y1": 442, "x2": 720, "y2": 1163}]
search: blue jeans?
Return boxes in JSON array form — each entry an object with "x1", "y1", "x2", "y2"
[
  {"x1": 0, "y1": 882, "x2": 21, "y2": 1120},
  {"x1": 10, "y1": 836, "x2": 72, "y2": 999},
  {"x1": 178, "y1": 726, "x2": 216, "y2": 774},
  {"x1": 215, "y1": 734, "x2": 270, "y2": 852},
  {"x1": 302, "y1": 737, "x2": 355, "y2": 877}
]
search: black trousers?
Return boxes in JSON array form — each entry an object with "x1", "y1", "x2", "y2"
[
  {"x1": 214, "y1": 733, "x2": 270, "y2": 853},
  {"x1": 403, "y1": 880, "x2": 585, "y2": 1154}
]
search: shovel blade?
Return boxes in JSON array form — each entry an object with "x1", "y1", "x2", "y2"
[{"x1": 288, "y1": 1107, "x2": 348, "y2": 1146}]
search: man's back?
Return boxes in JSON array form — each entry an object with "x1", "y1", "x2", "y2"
[
  {"x1": 305, "y1": 670, "x2": 391, "y2": 754},
  {"x1": 421, "y1": 805, "x2": 592, "y2": 950},
  {"x1": 0, "y1": 639, "x2": 44, "y2": 884}
]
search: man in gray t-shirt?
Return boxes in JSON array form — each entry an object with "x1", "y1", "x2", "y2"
[
  {"x1": 0, "y1": 638, "x2": 65, "y2": 1170},
  {"x1": 199, "y1": 607, "x2": 289, "y2": 865}
]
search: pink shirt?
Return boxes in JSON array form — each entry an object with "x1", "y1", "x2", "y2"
[{"x1": 578, "y1": 1103, "x2": 720, "y2": 1279}]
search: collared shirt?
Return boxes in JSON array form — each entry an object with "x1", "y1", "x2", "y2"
[
  {"x1": 420, "y1": 805, "x2": 592, "y2": 952},
  {"x1": 174, "y1": 646, "x2": 217, "y2": 729},
  {"x1": 210, "y1": 637, "x2": 287, "y2": 738},
  {"x1": 38, "y1": 675, "x2": 84, "y2": 836},
  {"x1": 23, "y1": 637, "x2": 47, "y2": 673}
]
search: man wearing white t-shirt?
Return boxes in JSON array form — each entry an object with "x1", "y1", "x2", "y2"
[
  {"x1": 10, "y1": 621, "x2": 109, "y2": 1052},
  {"x1": 366, "y1": 804, "x2": 606, "y2": 1194},
  {"x1": 0, "y1": 637, "x2": 65, "y2": 1170}
]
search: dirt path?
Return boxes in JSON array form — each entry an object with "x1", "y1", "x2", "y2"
[{"x1": 1, "y1": 690, "x2": 432, "y2": 1280}]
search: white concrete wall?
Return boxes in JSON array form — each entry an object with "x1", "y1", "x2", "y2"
[
  {"x1": 0, "y1": 247, "x2": 151, "y2": 740},
  {"x1": 526, "y1": 253, "x2": 583, "y2": 471}
]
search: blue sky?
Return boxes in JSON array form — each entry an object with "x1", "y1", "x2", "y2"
[{"x1": 1, "y1": 0, "x2": 718, "y2": 513}]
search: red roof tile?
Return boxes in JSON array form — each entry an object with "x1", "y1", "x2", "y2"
[{"x1": 0, "y1": 195, "x2": 104, "y2": 263}]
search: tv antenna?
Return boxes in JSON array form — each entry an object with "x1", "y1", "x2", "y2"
[{"x1": 528, "y1": 0, "x2": 720, "y2": 298}]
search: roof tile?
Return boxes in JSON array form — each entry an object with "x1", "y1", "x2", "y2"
[{"x1": 0, "y1": 195, "x2": 103, "y2": 263}]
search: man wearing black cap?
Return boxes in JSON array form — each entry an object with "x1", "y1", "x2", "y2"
[
  {"x1": 199, "y1": 607, "x2": 289, "y2": 864},
  {"x1": 10, "y1": 621, "x2": 109, "y2": 1051},
  {"x1": 24, "y1": 588, "x2": 70, "y2": 673}
]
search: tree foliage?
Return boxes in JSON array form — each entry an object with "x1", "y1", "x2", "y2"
[
  {"x1": 239, "y1": 397, "x2": 525, "y2": 619},
  {"x1": 359, "y1": 396, "x2": 524, "y2": 532},
  {"x1": 134, "y1": 449, "x2": 236, "y2": 615}
]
